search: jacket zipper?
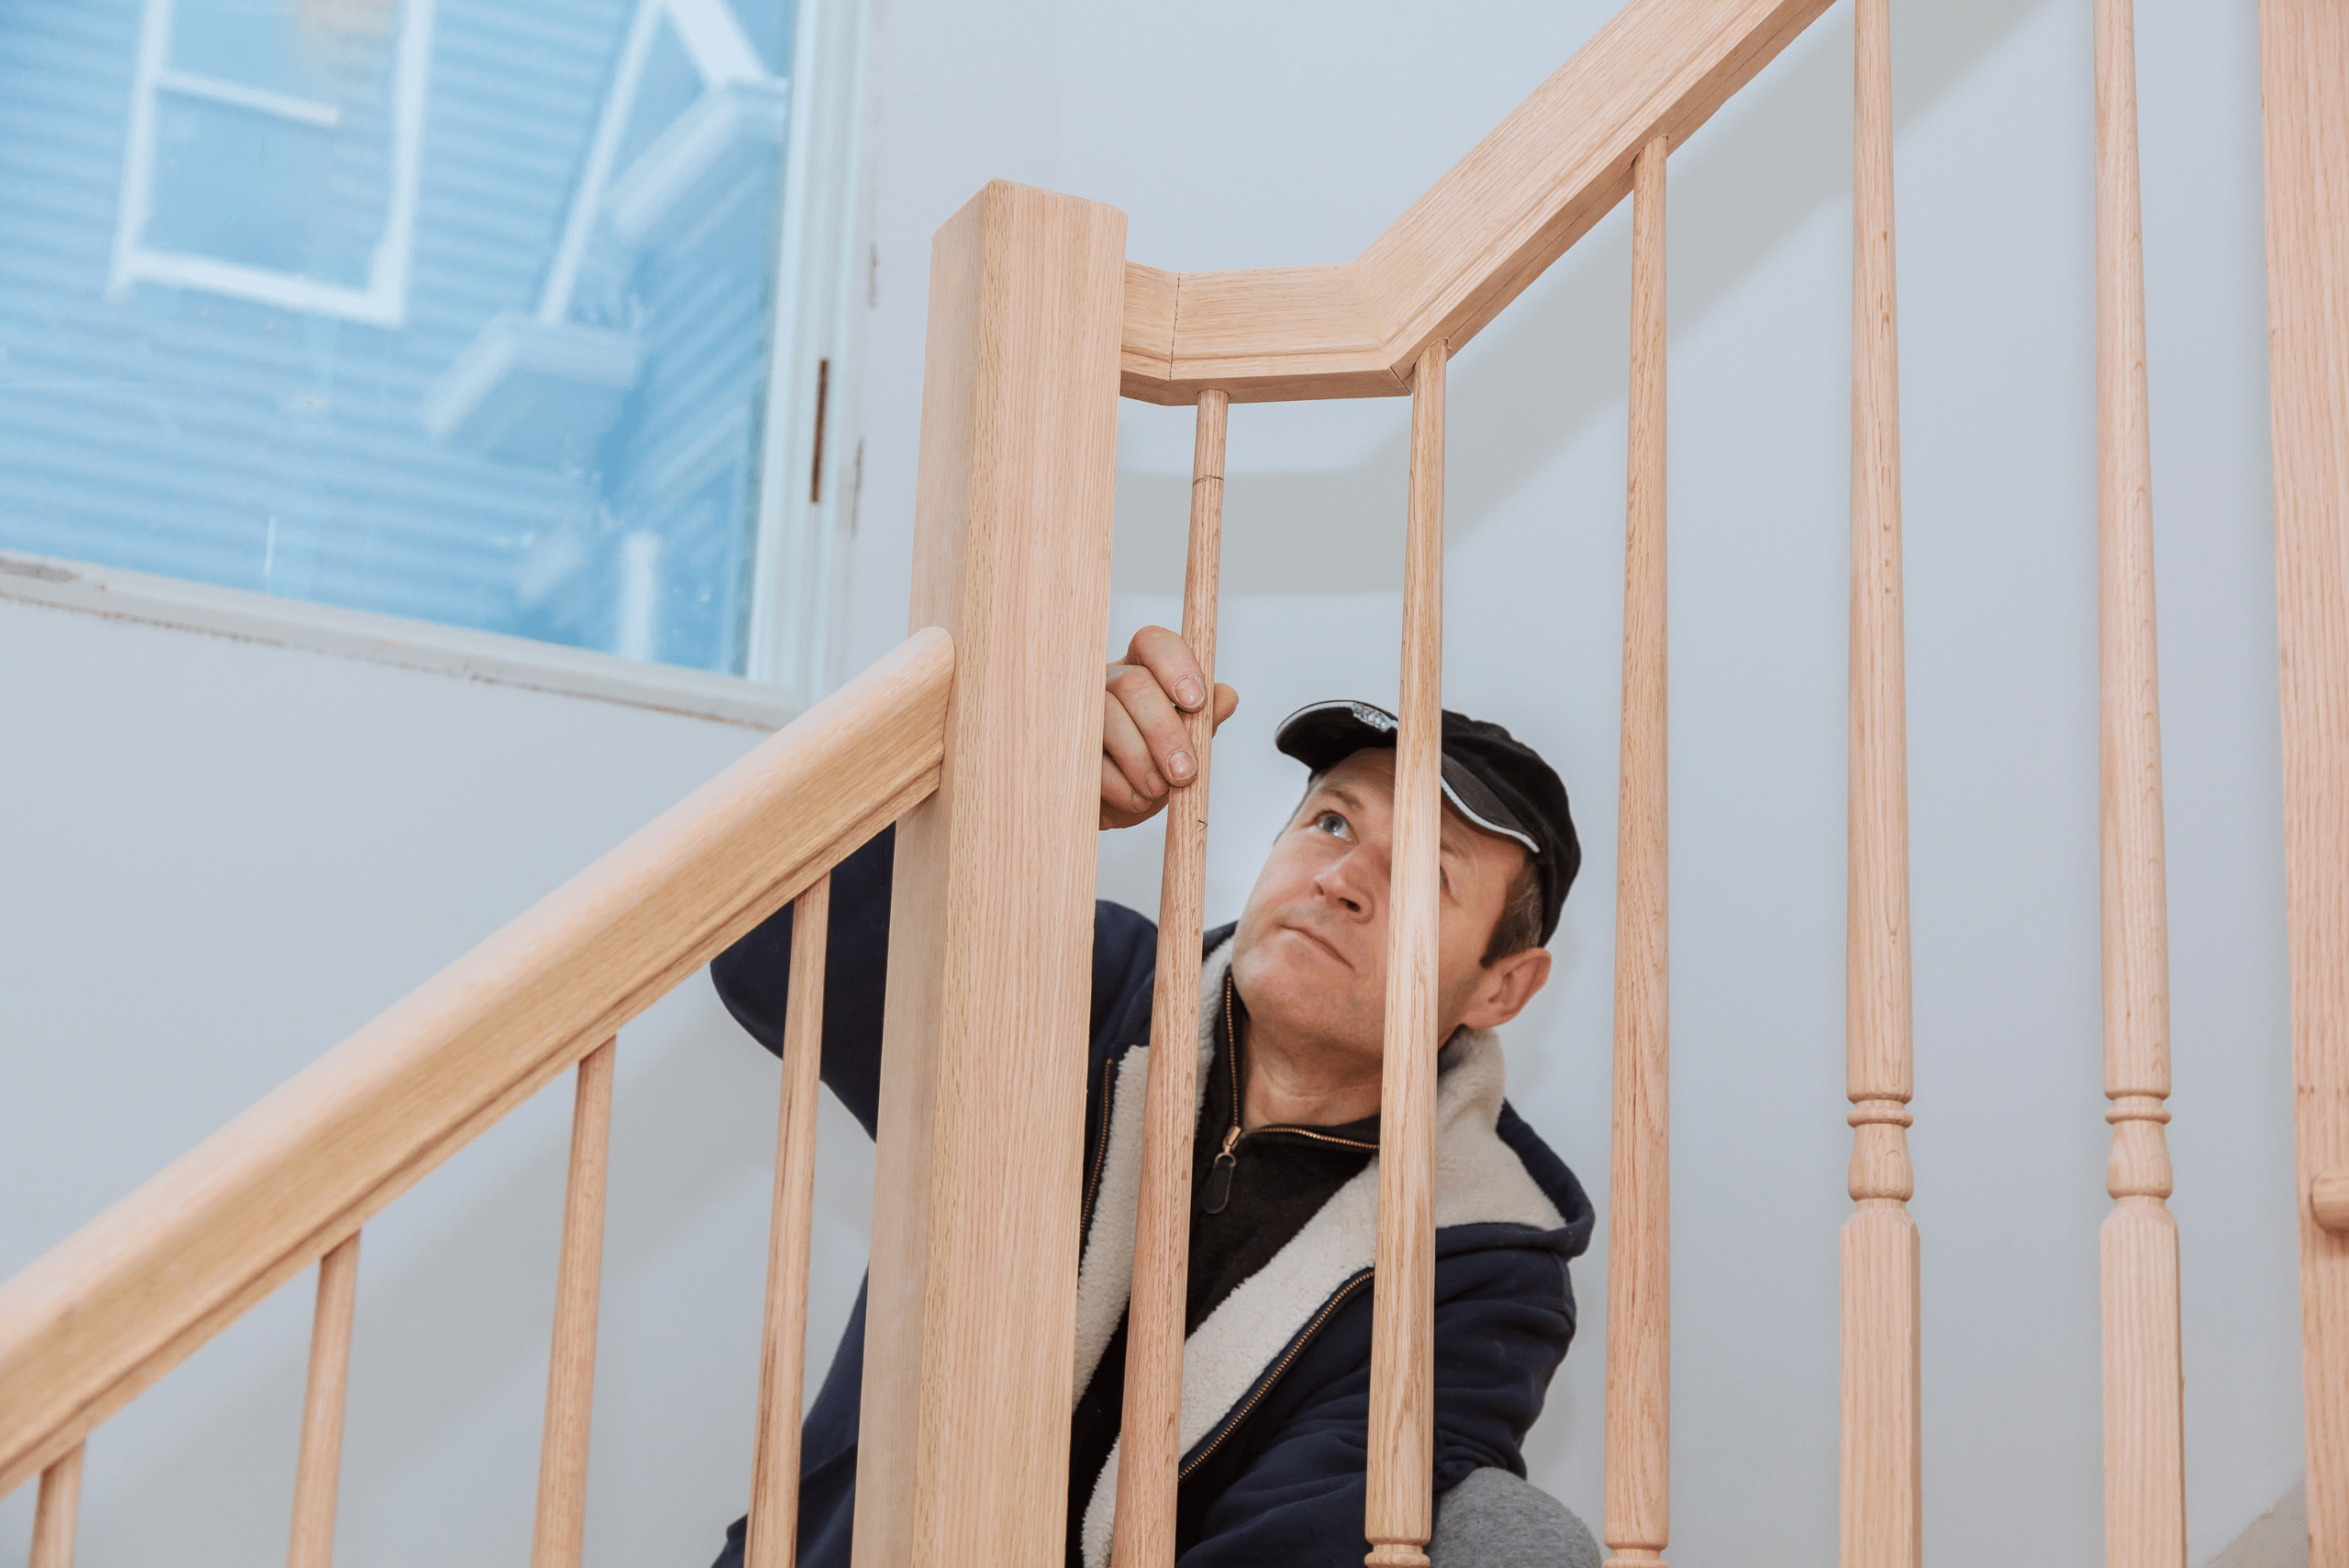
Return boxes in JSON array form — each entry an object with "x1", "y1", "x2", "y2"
[
  {"x1": 1206, "y1": 974, "x2": 1379, "y2": 1216},
  {"x1": 1178, "y1": 1271, "x2": 1374, "y2": 1479},
  {"x1": 1173, "y1": 981, "x2": 1389, "y2": 1477},
  {"x1": 1080, "y1": 1057, "x2": 1117, "y2": 1240}
]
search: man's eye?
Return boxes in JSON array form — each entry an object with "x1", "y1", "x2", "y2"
[{"x1": 1315, "y1": 811, "x2": 1347, "y2": 836}]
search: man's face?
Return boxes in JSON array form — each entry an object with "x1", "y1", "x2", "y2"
[{"x1": 1229, "y1": 748, "x2": 1551, "y2": 1071}]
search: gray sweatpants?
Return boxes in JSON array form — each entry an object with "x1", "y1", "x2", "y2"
[{"x1": 1428, "y1": 1469, "x2": 1602, "y2": 1568}]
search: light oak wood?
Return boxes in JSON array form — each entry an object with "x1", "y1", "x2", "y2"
[
  {"x1": 0, "y1": 628, "x2": 952, "y2": 1497},
  {"x1": 1121, "y1": 267, "x2": 1403, "y2": 405},
  {"x1": 1111, "y1": 388, "x2": 1229, "y2": 1568},
  {"x1": 746, "y1": 877, "x2": 832, "y2": 1568},
  {"x1": 2095, "y1": 3, "x2": 2187, "y2": 1562},
  {"x1": 28, "y1": 1443, "x2": 82, "y2": 1568},
  {"x1": 854, "y1": 180, "x2": 1125, "y2": 1568},
  {"x1": 286, "y1": 1232, "x2": 361, "y2": 1568},
  {"x1": 2259, "y1": 0, "x2": 2349, "y2": 1556},
  {"x1": 1604, "y1": 134, "x2": 1671, "y2": 1568},
  {"x1": 1364, "y1": 340, "x2": 1447, "y2": 1568},
  {"x1": 1842, "y1": 2, "x2": 1920, "y2": 1563},
  {"x1": 1118, "y1": 0, "x2": 1834, "y2": 405},
  {"x1": 2314, "y1": 1173, "x2": 2349, "y2": 1236},
  {"x1": 529, "y1": 1037, "x2": 616, "y2": 1568}
]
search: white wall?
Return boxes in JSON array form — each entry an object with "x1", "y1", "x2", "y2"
[{"x1": 0, "y1": 1, "x2": 2300, "y2": 1565}]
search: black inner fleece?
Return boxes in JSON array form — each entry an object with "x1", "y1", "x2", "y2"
[{"x1": 1063, "y1": 974, "x2": 1380, "y2": 1565}]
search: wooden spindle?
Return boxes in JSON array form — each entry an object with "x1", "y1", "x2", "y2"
[
  {"x1": 1364, "y1": 339, "x2": 1446, "y2": 1568},
  {"x1": 529, "y1": 1038, "x2": 617, "y2": 1568},
  {"x1": 1842, "y1": 1, "x2": 1921, "y2": 1564},
  {"x1": 1111, "y1": 387, "x2": 1230, "y2": 1568},
  {"x1": 1604, "y1": 133, "x2": 1672, "y2": 1568},
  {"x1": 287, "y1": 1232, "x2": 362, "y2": 1568},
  {"x1": 28, "y1": 1441, "x2": 83, "y2": 1568},
  {"x1": 2095, "y1": 2, "x2": 2187, "y2": 1562},
  {"x1": 746, "y1": 878, "x2": 833, "y2": 1568}
]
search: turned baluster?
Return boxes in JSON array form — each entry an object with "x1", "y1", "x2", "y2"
[
  {"x1": 2095, "y1": 1, "x2": 2187, "y2": 1561},
  {"x1": 1842, "y1": 1, "x2": 1921, "y2": 1563},
  {"x1": 746, "y1": 877, "x2": 834, "y2": 1568},
  {"x1": 288, "y1": 1232, "x2": 362, "y2": 1568},
  {"x1": 1364, "y1": 339, "x2": 1447, "y2": 1568},
  {"x1": 529, "y1": 1038, "x2": 617, "y2": 1568},
  {"x1": 28, "y1": 1442, "x2": 84, "y2": 1568},
  {"x1": 1111, "y1": 387, "x2": 1230, "y2": 1568},
  {"x1": 1604, "y1": 131, "x2": 1672, "y2": 1568}
]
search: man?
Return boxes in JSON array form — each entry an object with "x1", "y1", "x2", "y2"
[{"x1": 708, "y1": 628, "x2": 1597, "y2": 1568}]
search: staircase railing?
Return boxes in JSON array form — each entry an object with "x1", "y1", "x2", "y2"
[
  {"x1": 0, "y1": 626, "x2": 956, "y2": 1556},
  {"x1": 6, "y1": 0, "x2": 2342, "y2": 1563}
]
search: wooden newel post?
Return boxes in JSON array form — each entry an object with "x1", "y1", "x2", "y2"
[
  {"x1": 1364, "y1": 339, "x2": 1448, "y2": 1568},
  {"x1": 853, "y1": 180, "x2": 1127, "y2": 1568},
  {"x1": 1842, "y1": 1, "x2": 1921, "y2": 1563}
]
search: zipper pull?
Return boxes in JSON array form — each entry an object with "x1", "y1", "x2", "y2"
[{"x1": 1202, "y1": 1125, "x2": 1241, "y2": 1215}]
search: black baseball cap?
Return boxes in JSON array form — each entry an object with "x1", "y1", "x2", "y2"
[{"x1": 1273, "y1": 699, "x2": 1581, "y2": 945}]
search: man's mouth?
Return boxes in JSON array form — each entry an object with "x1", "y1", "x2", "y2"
[{"x1": 1283, "y1": 922, "x2": 1351, "y2": 967}]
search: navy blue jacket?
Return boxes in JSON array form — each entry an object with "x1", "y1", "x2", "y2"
[{"x1": 708, "y1": 827, "x2": 1594, "y2": 1568}]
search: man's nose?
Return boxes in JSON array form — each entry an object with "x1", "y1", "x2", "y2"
[{"x1": 1315, "y1": 851, "x2": 1382, "y2": 920}]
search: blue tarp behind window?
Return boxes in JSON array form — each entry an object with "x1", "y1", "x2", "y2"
[{"x1": 0, "y1": 0, "x2": 797, "y2": 676}]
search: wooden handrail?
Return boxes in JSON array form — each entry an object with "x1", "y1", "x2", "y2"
[
  {"x1": 1119, "y1": 0, "x2": 1832, "y2": 405},
  {"x1": 0, "y1": 628, "x2": 956, "y2": 1498}
]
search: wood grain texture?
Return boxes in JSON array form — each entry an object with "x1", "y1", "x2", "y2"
[
  {"x1": 27, "y1": 1443, "x2": 82, "y2": 1568},
  {"x1": 529, "y1": 1038, "x2": 616, "y2": 1568},
  {"x1": 2314, "y1": 1173, "x2": 2349, "y2": 1237},
  {"x1": 1364, "y1": 341, "x2": 1446, "y2": 1568},
  {"x1": 1603, "y1": 135, "x2": 1671, "y2": 1568},
  {"x1": 746, "y1": 876, "x2": 831, "y2": 1568},
  {"x1": 286, "y1": 1233, "x2": 360, "y2": 1568},
  {"x1": 2095, "y1": 2, "x2": 2187, "y2": 1562},
  {"x1": 0, "y1": 628, "x2": 952, "y2": 1497},
  {"x1": 1841, "y1": 2, "x2": 1920, "y2": 1563},
  {"x1": 2259, "y1": 0, "x2": 2349, "y2": 1557},
  {"x1": 1117, "y1": 0, "x2": 1833, "y2": 405},
  {"x1": 1121, "y1": 267, "x2": 1403, "y2": 405},
  {"x1": 1111, "y1": 389, "x2": 1229, "y2": 1568},
  {"x1": 854, "y1": 180, "x2": 1125, "y2": 1568}
]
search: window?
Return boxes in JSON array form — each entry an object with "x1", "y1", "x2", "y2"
[
  {"x1": 0, "y1": 0, "x2": 867, "y2": 709},
  {"x1": 112, "y1": 0, "x2": 433, "y2": 326}
]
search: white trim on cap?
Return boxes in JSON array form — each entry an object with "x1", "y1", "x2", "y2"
[{"x1": 1275, "y1": 699, "x2": 1542, "y2": 857}]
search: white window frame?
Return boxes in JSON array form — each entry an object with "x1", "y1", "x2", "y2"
[
  {"x1": 747, "y1": 0, "x2": 869, "y2": 699},
  {"x1": 110, "y1": 0, "x2": 438, "y2": 328},
  {"x1": 16, "y1": 0, "x2": 876, "y2": 728}
]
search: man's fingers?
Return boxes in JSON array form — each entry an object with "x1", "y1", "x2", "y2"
[
  {"x1": 1099, "y1": 757, "x2": 1158, "y2": 828},
  {"x1": 1127, "y1": 625, "x2": 1208, "y2": 713},
  {"x1": 1108, "y1": 663, "x2": 1197, "y2": 786},
  {"x1": 1211, "y1": 683, "x2": 1238, "y2": 729},
  {"x1": 1101, "y1": 689, "x2": 1166, "y2": 802}
]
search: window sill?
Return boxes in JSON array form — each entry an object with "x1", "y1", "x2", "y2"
[{"x1": 0, "y1": 550, "x2": 796, "y2": 731}]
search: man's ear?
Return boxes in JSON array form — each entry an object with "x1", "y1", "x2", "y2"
[{"x1": 1458, "y1": 945, "x2": 1553, "y2": 1032}]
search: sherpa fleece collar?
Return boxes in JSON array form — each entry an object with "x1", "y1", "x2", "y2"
[{"x1": 1069, "y1": 937, "x2": 1566, "y2": 1567}]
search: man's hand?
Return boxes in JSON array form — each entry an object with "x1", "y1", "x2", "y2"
[{"x1": 1101, "y1": 626, "x2": 1239, "y2": 829}]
